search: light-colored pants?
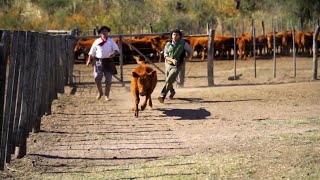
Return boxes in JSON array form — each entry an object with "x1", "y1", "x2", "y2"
[
  {"x1": 176, "y1": 62, "x2": 185, "y2": 87},
  {"x1": 160, "y1": 62, "x2": 182, "y2": 98}
]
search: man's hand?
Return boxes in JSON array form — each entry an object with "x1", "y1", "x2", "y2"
[
  {"x1": 172, "y1": 59, "x2": 177, "y2": 65},
  {"x1": 109, "y1": 51, "x2": 119, "y2": 58},
  {"x1": 108, "y1": 52, "x2": 115, "y2": 58},
  {"x1": 166, "y1": 56, "x2": 177, "y2": 65},
  {"x1": 86, "y1": 56, "x2": 91, "y2": 66}
]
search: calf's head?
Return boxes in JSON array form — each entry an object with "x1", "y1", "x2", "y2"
[{"x1": 132, "y1": 70, "x2": 157, "y2": 96}]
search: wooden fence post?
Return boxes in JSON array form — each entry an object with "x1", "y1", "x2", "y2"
[
  {"x1": 14, "y1": 31, "x2": 29, "y2": 159},
  {"x1": 207, "y1": 29, "x2": 215, "y2": 86},
  {"x1": 25, "y1": 32, "x2": 37, "y2": 134},
  {"x1": 119, "y1": 35, "x2": 124, "y2": 85},
  {"x1": 4, "y1": 31, "x2": 21, "y2": 163},
  {"x1": 261, "y1": 20, "x2": 265, "y2": 36},
  {"x1": 32, "y1": 32, "x2": 43, "y2": 133},
  {"x1": 57, "y1": 36, "x2": 65, "y2": 93},
  {"x1": 292, "y1": 27, "x2": 296, "y2": 77},
  {"x1": 312, "y1": 25, "x2": 320, "y2": 80},
  {"x1": 251, "y1": 19, "x2": 254, "y2": 36},
  {"x1": 240, "y1": 18, "x2": 244, "y2": 34},
  {"x1": 298, "y1": 17, "x2": 303, "y2": 31},
  {"x1": 233, "y1": 26, "x2": 237, "y2": 79},
  {"x1": 66, "y1": 36, "x2": 75, "y2": 85},
  {"x1": 0, "y1": 30, "x2": 10, "y2": 170},
  {"x1": 221, "y1": 21, "x2": 225, "y2": 36},
  {"x1": 253, "y1": 27, "x2": 257, "y2": 78},
  {"x1": 46, "y1": 34, "x2": 53, "y2": 115},
  {"x1": 198, "y1": 21, "x2": 202, "y2": 34},
  {"x1": 272, "y1": 27, "x2": 277, "y2": 78},
  {"x1": 51, "y1": 36, "x2": 57, "y2": 100},
  {"x1": 149, "y1": 23, "x2": 153, "y2": 33}
]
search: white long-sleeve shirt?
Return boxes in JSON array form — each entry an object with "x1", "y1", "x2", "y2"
[{"x1": 88, "y1": 37, "x2": 119, "y2": 58}]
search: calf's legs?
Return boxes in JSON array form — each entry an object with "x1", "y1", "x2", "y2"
[
  {"x1": 141, "y1": 95, "x2": 152, "y2": 111},
  {"x1": 134, "y1": 96, "x2": 140, "y2": 117}
]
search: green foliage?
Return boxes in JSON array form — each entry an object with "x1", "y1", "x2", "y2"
[
  {"x1": 30, "y1": 0, "x2": 70, "y2": 15},
  {"x1": 239, "y1": 0, "x2": 256, "y2": 17},
  {"x1": 0, "y1": 0, "x2": 12, "y2": 8},
  {"x1": 0, "y1": 0, "x2": 319, "y2": 33},
  {"x1": 0, "y1": 10, "x2": 24, "y2": 29}
]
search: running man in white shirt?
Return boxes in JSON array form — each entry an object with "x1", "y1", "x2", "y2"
[{"x1": 86, "y1": 26, "x2": 119, "y2": 101}]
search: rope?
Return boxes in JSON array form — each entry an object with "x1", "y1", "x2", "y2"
[
  {"x1": 185, "y1": 61, "x2": 193, "y2": 77},
  {"x1": 5, "y1": 163, "x2": 22, "y2": 172}
]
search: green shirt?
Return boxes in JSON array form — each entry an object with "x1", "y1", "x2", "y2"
[{"x1": 165, "y1": 40, "x2": 186, "y2": 66}]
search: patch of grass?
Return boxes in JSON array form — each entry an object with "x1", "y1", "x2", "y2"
[
  {"x1": 255, "y1": 117, "x2": 320, "y2": 127},
  {"x1": 267, "y1": 128, "x2": 320, "y2": 179},
  {"x1": 13, "y1": 145, "x2": 320, "y2": 179},
  {"x1": 36, "y1": 153, "x2": 257, "y2": 179},
  {"x1": 280, "y1": 130, "x2": 320, "y2": 144},
  {"x1": 295, "y1": 117, "x2": 320, "y2": 125}
]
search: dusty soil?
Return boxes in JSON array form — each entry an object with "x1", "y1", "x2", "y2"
[{"x1": 1, "y1": 57, "x2": 320, "y2": 179}]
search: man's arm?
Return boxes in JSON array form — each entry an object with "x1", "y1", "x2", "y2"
[
  {"x1": 87, "y1": 40, "x2": 97, "y2": 66},
  {"x1": 165, "y1": 56, "x2": 177, "y2": 65},
  {"x1": 184, "y1": 43, "x2": 193, "y2": 62},
  {"x1": 163, "y1": 42, "x2": 178, "y2": 65},
  {"x1": 86, "y1": 55, "x2": 92, "y2": 66},
  {"x1": 108, "y1": 50, "x2": 119, "y2": 58}
]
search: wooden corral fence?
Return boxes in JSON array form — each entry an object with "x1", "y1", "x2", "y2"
[
  {"x1": 0, "y1": 30, "x2": 76, "y2": 170},
  {"x1": 206, "y1": 24, "x2": 320, "y2": 86},
  {"x1": 77, "y1": 26, "x2": 317, "y2": 86}
]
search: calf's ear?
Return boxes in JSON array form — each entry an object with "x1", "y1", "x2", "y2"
[
  {"x1": 149, "y1": 70, "x2": 157, "y2": 77},
  {"x1": 132, "y1": 71, "x2": 140, "y2": 78}
]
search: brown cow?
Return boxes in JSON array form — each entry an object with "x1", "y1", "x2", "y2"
[
  {"x1": 294, "y1": 31, "x2": 304, "y2": 54},
  {"x1": 148, "y1": 35, "x2": 170, "y2": 61},
  {"x1": 266, "y1": 32, "x2": 283, "y2": 55},
  {"x1": 150, "y1": 35, "x2": 169, "y2": 57},
  {"x1": 131, "y1": 56, "x2": 157, "y2": 117},
  {"x1": 301, "y1": 32, "x2": 313, "y2": 55},
  {"x1": 187, "y1": 36, "x2": 208, "y2": 60},
  {"x1": 126, "y1": 37, "x2": 159, "y2": 61},
  {"x1": 255, "y1": 34, "x2": 267, "y2": 55},
  {"x1": 74, "y1": 38, "x2": 96, "y2": 60},
  {"x1": 214, "y1": 35, "x2": 234, "y2": 59},
  {"x1": 280, "y1": 31, "x2": 293, "y2": 55},
  {"x1": 237, "y1": 33, "x2": 253, "y2": 60}
]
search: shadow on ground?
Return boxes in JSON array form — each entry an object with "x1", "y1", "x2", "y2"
[
  {"x1": 158, "y1": 107, "x2": 211, "y2": 120},
  {"x1": 172, "y1": 97, "x2": 263, "y2": 104}
]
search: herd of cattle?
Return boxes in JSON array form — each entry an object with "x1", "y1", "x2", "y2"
[{"x1": 74, "y1": 31, "x2": 320, "y2": 64}]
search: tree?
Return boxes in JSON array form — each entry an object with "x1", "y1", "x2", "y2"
[{"x1": 30, "y1": 0, "x2": 70, "y2": 15}]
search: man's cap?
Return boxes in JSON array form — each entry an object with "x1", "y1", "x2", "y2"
[
  {"x1": 98, "y1": 26, "x2": 111, "y2": 34},
  {"x1": 170, "y1": 29, "x2": 182, "y2": 36}
]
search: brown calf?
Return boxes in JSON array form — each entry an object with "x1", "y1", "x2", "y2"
[{"x1": 131, "y1": 56, "x2": 157, "y2": 117}]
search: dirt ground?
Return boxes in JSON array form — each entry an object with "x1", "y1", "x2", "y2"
[{"x1": 1, "y1": 57, "x2": 320, "y2": 179}]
